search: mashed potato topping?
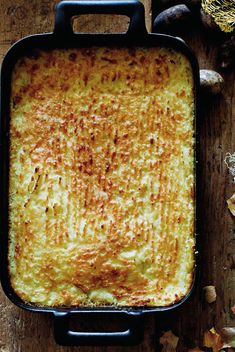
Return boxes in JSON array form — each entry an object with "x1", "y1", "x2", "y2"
[{"x1": 9, "y1": 47, "x2": 195, "y2": 306}]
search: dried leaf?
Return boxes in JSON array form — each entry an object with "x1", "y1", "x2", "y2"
[
  {"x1": 227, "y1": 193, "x2": 235, "y2": 216},
  {"x1": 231, "y1": 306, "x2": 235, "y2": 314},
  {"x1": 203, "y1": 285, "x2": 216, "y2": 303},
  {"x1": 202, "y1": 0, "x2": 235, "y2": 32},
  {"x1": 203, "y1": 327, "x2": 223, "y2": 352},
  {"x1": 188, "y1": 347, "x2": 205, "y2": 351},
  {"x1": 160, "y1": 330, "x2": 179, "y2": 351},
  {"x1": 221, "y1": 327, "x2": 235, "y2": 348}
]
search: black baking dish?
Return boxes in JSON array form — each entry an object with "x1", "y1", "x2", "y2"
[{"x1": 0, "y1": 0, "x2": 200, "y2": 346}]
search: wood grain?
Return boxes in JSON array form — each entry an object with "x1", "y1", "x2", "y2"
[
  {"x1": 0, "y1": 0, "x2": 234, "y2": 351},
  {"x1": 151, "y1": 10, "x2": 235, "y2": 352}
]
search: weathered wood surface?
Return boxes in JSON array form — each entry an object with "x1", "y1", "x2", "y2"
[{"x1": 0, "y1": 1, "x2": 234, "y2": 351}]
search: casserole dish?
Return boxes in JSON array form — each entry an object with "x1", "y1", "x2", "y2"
[{"x1": 0, "y1": 0, "x2": 200, "y2": 346}]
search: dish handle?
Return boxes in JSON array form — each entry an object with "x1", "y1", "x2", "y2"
[
  {"x1": 54, "y1": 0, "x2": 147, "y2": 36},
  {"x1": 53, "y1": 311, "x2": 144, "y2": 346}
]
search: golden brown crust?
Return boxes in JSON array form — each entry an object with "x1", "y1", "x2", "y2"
[{"x1": 9, "y1": 47, "x2": 195, "y2": 307}]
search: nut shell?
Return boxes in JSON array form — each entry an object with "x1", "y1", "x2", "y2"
[
  {"x1": 153, "y1": 4, "x2": 192, "y2": 33},
  {"x1": 200, "y1": 69, "x2": 224, "y2": 95}
]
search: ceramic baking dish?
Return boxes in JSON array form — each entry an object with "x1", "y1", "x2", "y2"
[{"x1": 0, "y1": 0, "x2": 200, "y2": 346}]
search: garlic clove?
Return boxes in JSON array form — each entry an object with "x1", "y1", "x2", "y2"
[
  {"x1": 203, "y1": 285, "x2": 216, "y2": 303},
  {"x1": 160, "y1": 330, "x2": 179, "y2": 351}
]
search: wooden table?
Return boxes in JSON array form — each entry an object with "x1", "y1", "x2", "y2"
[{"x1": 0, "y1": 1, "x2": 234, "y2": 351}]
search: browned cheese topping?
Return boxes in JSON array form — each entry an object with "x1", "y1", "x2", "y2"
[{"x1": 9, "y1": 47, "x2": 195, "y2": 306}]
